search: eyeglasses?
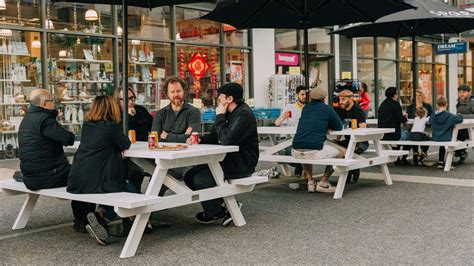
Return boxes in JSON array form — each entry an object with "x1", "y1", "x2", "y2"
[{"x1": 120, "y1": 96, "x2": 136, "y2": 102}]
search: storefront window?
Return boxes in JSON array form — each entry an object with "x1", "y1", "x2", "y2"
[
  {"x1": 275, "y1": 29, "x2": 297, "y2": 51},
  {"x1": 378, "y1": 60, "x2": 397, "y2": 110},
  {"x1": 399, "y1": 39, "x2": 412, "y2": 61},
  {"x1": 435, "y1": 64, "x2": 446, "y2": 99},
  {"x1": 175, "y1": 8, "x2": 220, "y2": 44},
  {"x1": 224, "y1": 26, "x2": 248, "y2": 46},
  {"x1": 418, "y1": 63, "x2": 432, "y2": 104},
  {"x1": 303, "y1": 28, "x2": 331, "y2": 54},
  {"x1": 176, "y1": 44, "x2": 221, "y2": 105},
  {"x1": 435, "y1": 54, "x2": 446, "y2": 64},
  {"x1": 225, "y1": 48, "x2": 249, "y2": 100},
  {"x1": 377, "y1": 38, "x2": 396, "y2": 60},
  {"x1": 467, "y1": 67, "x2": 473, "y2": 87},
  {"x1": 458, "y1": 66, "x2": 465, "y2": 85},
  {"x1": 127, "y1": 6, "x2": 171, "y2": 40},
  {"x1": 417, "y1": 42, "x2": 432, "y2": 63},
  {"x1": 400, "y1": 62, "x2": 413, "y2": 107},
  {"x1": 51, "y1": 4, "x2": 113, "y2": 34},
  {"x1": 357, "y1": 37, "x2": 374, "y2": 58},
  {"x1": 357, "y1": 59, "x2": 374, "y2": 112},
  {"x1": 0, "y1": 0, "x2": 40, "y2": 27}
]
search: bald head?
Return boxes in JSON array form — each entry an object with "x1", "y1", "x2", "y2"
[{"x1": 30, "y1": 89, "x2": 54, "y2": 110}]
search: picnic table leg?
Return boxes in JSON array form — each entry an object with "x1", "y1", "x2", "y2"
[
  {"x1": 373, "y1": 139, "x2": 393, "y2": 185},
  {"x1": 12, "y1": 194, "x2": 39, "y2": 230},
  {"x1": 208, "y1": 162, "x2": 246, "y2": 227},
  {"x1": 268, "y1": 135, "x2": 291, "y2": 177},
  {"x1": 444, "y1": 147, "x2": 455, "y2": 172},
  {"x1": 120, "y1": 213, "x2": 151, "y2": 259},
  {"x1": 333, "y1": 170, "x2": 349, "y2": 200}
]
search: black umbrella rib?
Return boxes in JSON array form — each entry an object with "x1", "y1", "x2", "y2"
[
  {"x1": 307, "y1": 0, "x2": 330, "y2": 16},
  {"x1": 438, "y1": 18, "x2": 463, "y2": 34},
  {"x1": 239, "y1": 0, "x2": 277, "y2": 28},
  {"x1": 281, "y1": 0, "x2": 303, "y2": 17},
  {"x1": 343, "y1": 0, "x2": 374, "y2": 23}
]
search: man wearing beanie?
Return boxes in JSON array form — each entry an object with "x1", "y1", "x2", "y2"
[
  {"x1": 184, "y1": 82, "x2": 259, "y2": 226},
  {"x1": 292, "y1": 87, "x2": 345, "y2": 193},
  {"x1": 455, "y1": 84, "x2": 474, "y2": 161}
]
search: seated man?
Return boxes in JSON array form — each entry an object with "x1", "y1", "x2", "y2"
[
  {"x1": 152, "y1": 76, "x2": 201, "y2": 142},
  {"x1": 292, "y1": 87, "x2": 345, "y2": 193},
  {"x1": 336, "y1": 90, "x2": 367, "y2": 183},
  {"x1": 273, "y1": 85, "x2": 306, "y2": 176},
  {"x1": 184, "y1": 83, "x2": 259, "y2": 226},
  {"x1": 18, "y1": 89, "x2": 90, "y2": 232}
]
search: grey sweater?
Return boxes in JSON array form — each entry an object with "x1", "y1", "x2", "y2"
[
  {"x1": 456, "y1": 95, "x2": 474, "y2": 119},
  {"x1": 151, "y1": 103, "x2": 201, "y2": 143}
]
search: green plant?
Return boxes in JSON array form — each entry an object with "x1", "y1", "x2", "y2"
[{"x1": 51, "y1": 34, "x2": 77, "y2": 49}]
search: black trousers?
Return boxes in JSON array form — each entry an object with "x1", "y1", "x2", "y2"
[
  {"x1": 403, "y1": 132, "x2": 429, "y2": 154},
  {"x1": 439, "y1": 146, "x2": 446, "y2": 162},
  {"x1": 71, "y1": 201, "x2": 96, "y2": 225},
  {"x1": 183, "y1": 165, "x2": 227, "y2": 218}
]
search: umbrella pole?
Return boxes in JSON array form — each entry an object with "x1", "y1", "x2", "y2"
[
  {"x1": 122, "y1": 0, "x2": 129, "y2": 134},
  {"x1": 303, "y1": 26, "x2": 310, "y2": 91},
  {"x1": 411, "y1": 34, "x2": 417, "y2": 106}
]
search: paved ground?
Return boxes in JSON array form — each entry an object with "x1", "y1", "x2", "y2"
[{"x1": 0, "y1": 152, "x2": 473, "y2": 264}]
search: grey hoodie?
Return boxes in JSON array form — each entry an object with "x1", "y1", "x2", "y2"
[
  {"x1": 430, "y1": 111, "x2": 463, "y2": 141},
  {"x1": 456, "y1": 95, "x2": 474, "y2": 119}
]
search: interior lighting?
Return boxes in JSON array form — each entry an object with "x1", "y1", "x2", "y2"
[{"x1": 85, "y1": 9, "x2": 98, "y2": 21}]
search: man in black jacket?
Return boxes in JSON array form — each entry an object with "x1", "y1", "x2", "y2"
[
  {"x1": 378, "y1": 87, "x2": 408, "y2": 140},
  {"x1": 18, "y1": 89, "x2": 88, "y2": 232},
  {"x1": 184, "y1": 83, "x2": 259, "y2": 226}
]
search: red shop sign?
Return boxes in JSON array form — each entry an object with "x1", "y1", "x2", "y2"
[{"x1": 275, "y1": 52, "x2": 299, "y2": 66}]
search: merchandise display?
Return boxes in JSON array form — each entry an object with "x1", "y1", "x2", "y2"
[{"x1": 267, "y1": 74, "x2": 304, "y2": 109}]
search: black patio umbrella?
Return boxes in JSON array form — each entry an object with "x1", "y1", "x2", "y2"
[
  {"x1": 331, "y1": 0, "x2": 474, "y2": 104},
  {"x1": 203, "y1": 0, "x2": 415, "y2": 89},
  {"x1": 52, "y1": 0, "x2": 221, "y2": 133}
]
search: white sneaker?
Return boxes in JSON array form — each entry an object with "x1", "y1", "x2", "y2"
[
  {"x1": 307, "y1": 181, "x2": 315, "y2": 193},
  {"x1": 316, "y1": 182, "x2": 336, "y2": 193}
]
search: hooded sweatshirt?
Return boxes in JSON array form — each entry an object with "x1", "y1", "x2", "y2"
[{"x1": 430, "y1": 110, "x2": 463, "y2": 141}]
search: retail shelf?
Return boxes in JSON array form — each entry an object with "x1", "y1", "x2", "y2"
[
  {"x1": 129, "y1": 81, "x2": 155, "y2": 84},
  {"x1": 57, "y1": 58, "x2": 112, "y2": 64},
  {"x1": 0, "y1": 130, "x2": 18, "y2": 134},
  {"x1": 0, "y1": 79, "x2": 31, "y2": 82},
  {"x1": 58, "y1": 80, "x2": 112, "y2": 84},
  {"x1": 130, "y1": 61, "x2": 155, "y2": 65},
  {"x1": 60, "y1": 100, "x2": 93, "y2": 104},
  {"x1": 0, "y1": 52, "x2": 31, "y2": 56},
  {"x1": 0, "y1": 102, "x2": 29, "y2": 106}
]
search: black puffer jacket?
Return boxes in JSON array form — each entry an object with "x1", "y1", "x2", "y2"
[
  {"x1": 456, "y1": 95, "x2": 474, "y2": 119},
  {"x1": 201, "y1": 103, "x2": 259, "y2": 179},
  {"x1": 18, "y1": 105, "x2": 75, "y2": 190}
]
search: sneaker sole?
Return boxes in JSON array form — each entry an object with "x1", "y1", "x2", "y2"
[
  {"x1": 86, "y1": 213, "x2": 108, "y2": 241},
  {"x1": 85, "y1": 225, "x2": 107, "y2": 246},
  {"x1": 194, "y1": 217, "x2": 219, "y2": 224}
]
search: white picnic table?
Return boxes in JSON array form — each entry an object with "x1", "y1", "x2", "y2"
[
  {"x1": 258, "y1": 127, "x2": 402, "y2": 199},
  {"x1": 4, "y1": 142, "x2": 267, "y2": 258}
]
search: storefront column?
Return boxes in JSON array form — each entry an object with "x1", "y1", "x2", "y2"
[
  {"x1": 251, "y1": 29, "x2": 275, "y2": 107},
  {"x1": 448, "y1": 37, "x2": 459, "y2": 113},
  {"x1": 352, "y1": 38, "x2": 357, "y2": 79},
  {"x1": 334, "y1": 27, "x2": 340, "y2": 80}
]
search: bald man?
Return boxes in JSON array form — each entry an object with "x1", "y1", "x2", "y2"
[{"x1": 18, "y1": 90, "x2": 90, "y2": 232}]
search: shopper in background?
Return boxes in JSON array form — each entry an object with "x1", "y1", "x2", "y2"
[
  {"x1": 152, "y1": 76, "x2": 201, "y2": 142},
  {"x1": 274, "y1": 85, "x2": 307, "y2": 176},
  {"x1": 431, "y1": 96, "x2": 463, "y2": 170},
  {"x1": 377, "y1": 87, "x2": 408, "y2": 165},
  {"x1": 406, "y1": 91, "x2": 434, "y2": 119},
  {"x1": 17, "y1": 89, "x2": 83, "y2": 232},
  {"x1": 455, "y1": 84, "x2": 474, "y2": 162},
  {"x1": 67, "y1": 95, "x2": 132, "y2": 246},
  {"x1": 184, "y1": 83, "x2": 259, "y2": 226},
  {"x1": 114, "y1": 87, "x2": 152, "y2": 141},
  {"x1": 292, "y1": 87, "x2": 345, "y2": 193},
  {"x1": 359, "y1": 82, "x2": 371, "y2": 118}
]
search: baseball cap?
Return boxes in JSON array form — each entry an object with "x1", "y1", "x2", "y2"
[
  {"x1": 217, "y1": 83, "x2": 244, "y2": 100},
  {"x1": 310, "y1": 87, "x2": 327, "y2": 100}
]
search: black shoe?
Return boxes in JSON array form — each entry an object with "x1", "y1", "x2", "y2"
[
  {"x1": 86, "y1": 212, "x2": 109, "y2": 245},
  {"x1": 195, "y1": 212, "x2": 226, "y2": 224},
  {"x1": 401, "y1": 159, "x2": 410, "y2": 166},
  {"x1": 346, "y1": 171, "x2": 353, "y2": 184},
  {"x1": 352, "y1": 169, "x2": 360, "y2": 183},
  {"x1": 459, "y1": 151, "x2": 468, "y2": 162},
  {"x1": 294, "y1": 165, "x2": 303, "y2": 177},
  {"x1": 73, "y1": 220, "x2": 88, "y2": 233},
  {"x1": 395, "y1": 158, "x2": 402, "y2": 166}
]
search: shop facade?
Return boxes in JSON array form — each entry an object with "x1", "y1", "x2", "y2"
[{"x1": 0, "y1": 2, "x2": 251, "y2": 159}]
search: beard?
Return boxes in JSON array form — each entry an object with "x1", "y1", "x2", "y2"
[
  {"x1": 298, "y1": 99, "x2": 306, "y2": 104},
  {"x1": 171, "y1": 96, "x2": 184, "y2": 106}
]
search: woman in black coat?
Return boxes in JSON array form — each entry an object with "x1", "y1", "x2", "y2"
[{"x1": 67, "y1": 95, "x2": 132, "y2": 245}]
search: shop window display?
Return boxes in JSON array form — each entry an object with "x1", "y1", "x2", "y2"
[
  {"x1": 400, "y1": 62, "x2": 413, "y2": 107},
  {"x1": 418, "y1": 63, "x2": 432, "y2": 104},
  {"x1": 49, "y1": 4, "x2": 113, "y2": 34},
  {"x1": 435, "y1": 64, "x2": 446, "y2": 99},
  {"x1": 357, "y1": 37, "x2": 374, "y2": 58},
  {"x1": 127, "y1": 6, "x2": 171, "y2": 40},
  {"x1": 224, "y1": 25, "x2": 248, "y2": 47},
  {"x1": 225, "y1": 48, "x2": 249, "y2": 99},
  {"x1": 175, "y1": 8, "x2": 219, "y2": 44},
  {"x1": 357, "y1": 59, "x2": 375, "y2": 113},
  {"x1": 303, "y1": 28, "x2": 331, "y2": 54},
  {"x1": 399, "y1": 39, "x2": 413, "y2": 61},
  {"x1": 275, "y1": 29, "x2": 297, "y2": 51},
  {"x1": 377, "y1": 38, "x2": 396, "y2": 60},
  {"x1": 0, "y1": 0, "x2": 40, "y2": 28},
  {"x1": 177, "y1": 45, "x2": 221, "y2": 107},
  {"x1": 417, "y1": 42, "x2": 432, "y2": 63},
  {"x1": 378, "y1": 60, "x2": 397, "y2": 110},
  {"x1": 458, "y1": 66, "x2": 465, "y2": 85}
]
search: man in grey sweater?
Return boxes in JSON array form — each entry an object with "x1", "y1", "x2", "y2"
[
  {"x1": 152, "y1": 76, "x2": 201, "y2": 142},
  {"x1": 455, "y1": 84, "x2": 474, "y2": 161}
]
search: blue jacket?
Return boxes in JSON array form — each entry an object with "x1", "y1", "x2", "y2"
[
  {"x1": 430, "y1": 111, "x2": 463, "y2": 141},
  {"x1": 293, "y1": 100, "x2": 342, "y2": 150}
]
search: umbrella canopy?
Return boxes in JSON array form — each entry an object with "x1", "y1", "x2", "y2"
[
  {"x1": 202, "y1": 0, "x2": 415, "y2": 89},
  {"x1": 331, "y1": 0, "x2": 474, "y2": 104},
  {"x1": 51, "y1": 0, "x2": 216, "y2": 9}
]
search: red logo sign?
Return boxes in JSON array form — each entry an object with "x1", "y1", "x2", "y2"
[
  {"x1": 275, "y1": 52, "x2": 299, "y2": 66},
  {"x1": 187, "y1": 52, "x2": 209, "y2": 79}
]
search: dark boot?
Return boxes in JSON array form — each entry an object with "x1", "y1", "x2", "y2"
[{"x1": 413, "y1": 152, "x2": 419, "y2": 166}]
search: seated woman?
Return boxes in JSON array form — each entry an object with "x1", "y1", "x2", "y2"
[{"x1": 67, "y1": 95, "x2": 132, "y2": 245}]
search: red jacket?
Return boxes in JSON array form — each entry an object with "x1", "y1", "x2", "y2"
[{"x1": 359, "y1": 92, "x2": 371, "y2": 111}]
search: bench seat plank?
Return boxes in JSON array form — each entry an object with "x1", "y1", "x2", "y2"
[
  {"x1": 229, "y1": 176, "x2": 268, "y2": 186},
  {"x1": 381, "y1": 140, "x2": 472, "y2": 148},
  {"x1": 0, "y1": 179, "x2": 158, "y2": 209},
  {"x1": 259, "y1": 154, "x2": 361, "y2": 166}
]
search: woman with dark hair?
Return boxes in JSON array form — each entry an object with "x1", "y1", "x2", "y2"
[
  {"x1": 359, "y1": 82, "x2": 371, "y2": 118},
  {"x1": 68, "y1": 95, "x2": 132, "y2": 245}
]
